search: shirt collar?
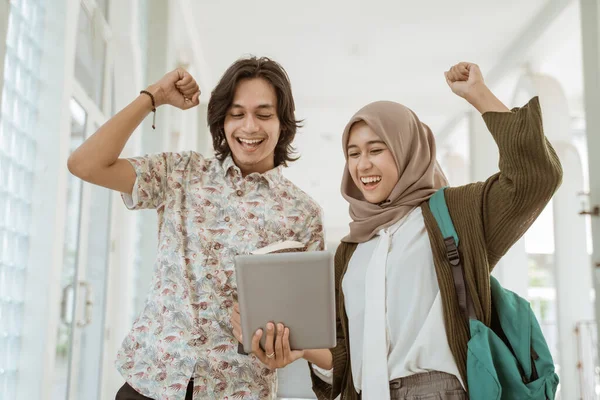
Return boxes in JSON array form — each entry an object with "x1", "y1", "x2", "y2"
[
  {"x1": 221, "y1": 154, "x2": 284, "y2": 188},
  {"x1": 374, "y1": 207, "x2": 418, "y2": 238}
]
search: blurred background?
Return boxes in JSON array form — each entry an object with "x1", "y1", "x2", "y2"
[{"x1": 1, "y1": 0, "x2": 600, "y2": 399}]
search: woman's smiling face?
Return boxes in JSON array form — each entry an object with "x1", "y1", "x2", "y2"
[{"x1": 346, "y1": 121, "x2": 399, "y2": 204}]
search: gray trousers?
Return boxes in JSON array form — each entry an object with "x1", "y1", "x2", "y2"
[{"x1": 389, "y1": 371, "x2": 467, "y2": 400}]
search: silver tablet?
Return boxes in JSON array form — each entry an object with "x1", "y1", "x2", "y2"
[{"x1": 234, "y1": 251, "x2": 336, "y2": 353}]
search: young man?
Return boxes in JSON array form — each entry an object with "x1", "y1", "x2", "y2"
[{"x1": 68, "y1": 57, "x2": 324, "y2": 400}]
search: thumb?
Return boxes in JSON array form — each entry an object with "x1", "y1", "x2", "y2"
[
  {"x1": 292, "y1": 350, "x2": 305, "y2": 362},
  {"x1": 191, "y1": 91, "x2": 201, "y2": 105},
  {"x1": 444, "y1": 71, "x2": 452, "y2": 87},
  {"x1": 467, "y1": 64, "x2": 483, "y2": 82},
  {"x1": 181, "y1": 93, "x2": 200, "y2": 110}
]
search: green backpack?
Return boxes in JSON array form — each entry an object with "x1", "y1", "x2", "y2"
[{"x1": 429, "y1": 187, "x2": 559, "y2": 400}]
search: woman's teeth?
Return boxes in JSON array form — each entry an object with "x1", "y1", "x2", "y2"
[{"x1": 360, "y1": 176, "x2": 382, "y2": 184}]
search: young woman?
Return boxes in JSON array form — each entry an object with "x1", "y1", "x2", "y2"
[{"x1": 306, "y1": 62, "x2": 563, "y2": 399}]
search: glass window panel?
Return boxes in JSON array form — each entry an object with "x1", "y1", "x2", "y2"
[
  {"x1": 73, "y1": 4, "x2": 106, "y2": 107},
  {"x1": 0, "y1": 1, "x2": 45, "y2": 399},
  {"x1": 96, "y1": 0, "x2": 109, "y2": 20},
  {"x1": 52, "y1": 98, "x2": 87, "y2": 399}
]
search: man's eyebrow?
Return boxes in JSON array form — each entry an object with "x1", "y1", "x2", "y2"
[{"x1": 230, "y1": 103, "x2": 275, "y2": 110}]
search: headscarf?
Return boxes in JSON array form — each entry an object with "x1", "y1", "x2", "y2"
[{"x1": 341, "y1": 101, "x2": 448, "y2": 243}]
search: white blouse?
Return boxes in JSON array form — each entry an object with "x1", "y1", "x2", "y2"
[{"x1": 313, "y1": 208, "x2": 463, "y2": 399}]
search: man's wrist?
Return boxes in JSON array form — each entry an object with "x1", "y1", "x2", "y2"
[{"x1": 145, "y1": 84, "x2": 165, "y2": 107}]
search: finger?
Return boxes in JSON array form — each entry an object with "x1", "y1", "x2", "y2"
[
  {"x1": 231, "y1": 306, "x2": 240, "y2": 320},
  {"x1": 447, "y1": 68, "x2": 457, "y2": 82},
  {"x1": 191, "y1": 91, "x2": 201, "y2": 105},
  {"x1": 275, "y1": 323, "x2": 284, "y2": 364},
  {"x1": 232, "y1": 327, "x2": 242, "y2": 342},
  {"x1": 234, "y1": 303, "x2": 239, "y2": 313},
  {"x1": 232, "y1": 326, "x2": 239, "y2": 340},
  {"x1": 231, "y1": 320, "x2": 242, "y2": 340},
  {"x1": 449, "y1": 66, "x2": 460, "y2": 81},
  {"x1": 252, "y1": 329, "x2": 265, "y2": 362},
  {"x1": 182, "y1": 95, "x2": 201, "y2": 110},
  {"x1": 282, "y1": 326, "x2": 292, "y2": 362},
  {"x1": 454, "y1": 65, "x2": 466, "y2": 79},
  {"x1": 182, "y1": 85, "x2": 199, "y2": 98},
  {"x1": 451, "y1": 66, "x2": 466, "y2": 81},
  {"x1": 176, "y1": 71, "x2": 192, "y2": 85},
  {"x1": 176, "y1": 74, "x2": 193, "y2": 87},
  {"x1": 179, "y1": 80, "x2": 197, "y2": 93},
  {"x1": 264, "y1": 322, "x2": 275, "y2": 359},
  {"x1": 175, "y1": 68, "x2": 186, "y2": 80},
  {"x1": 231, "y1": 310, "x2": 241, "y2": 325},
  {"x1": 231, "y1": 314, "x2": 241, "y2": 328}
]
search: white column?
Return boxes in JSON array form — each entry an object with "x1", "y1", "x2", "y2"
[
  {"x1": 580, "y1": 0, "x2": 600, "y2": 372},
  {"x1": 100, "y1": 0, "x2": 147, "y2": 397},
  {"x1": 468, "y1": 111, "x2": 529, "y2": 298},
  {"x1": 553, "y1": 143, "x2": 594, "y2": 398},
  {"x1": 133, "y1": 0, "x2": 170, "y2": 317},
  {"x1": 514, "y1": 72, "x2": 592, "y2": 399},
  {"x1": 195, "y1": 103, "x2": 214, "y2": 156}
]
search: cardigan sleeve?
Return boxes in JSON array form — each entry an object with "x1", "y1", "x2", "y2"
[{"x1": 476, "y1": 96, "x2": 562, "y2": 268}]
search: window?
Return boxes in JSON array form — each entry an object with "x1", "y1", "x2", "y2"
[
  {"x1": 73, "y1": 2, "x2": 107, "y2": 108},
  {"x1": 0, "y1": 0, "x2": 45, "y2": 398}
]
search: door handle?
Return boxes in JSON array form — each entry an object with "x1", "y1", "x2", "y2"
[
  {"x1": 76, "y1": 281, "x2": 93, "y2": 328},
  {"x1": 60, "y1": 283, "x2": 74, "y2": 325}
]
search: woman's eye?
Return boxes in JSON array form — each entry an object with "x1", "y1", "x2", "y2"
[
  {"x1": 230, "y1": 114, "x2": 244, "y2": 118},
  {"x1": 370, "y1": 149, "x2": 384, "y2": 155},
  {"x1": 348, "y1": 153, "x2": 360, "y2": 158},
  {"x1": 257, "y1": 114, "x2": 273, "y2": 119}
]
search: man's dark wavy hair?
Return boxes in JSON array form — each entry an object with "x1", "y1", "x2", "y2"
[{"x1": 207, "y1": 56, "x2": 302, "y2": 167}]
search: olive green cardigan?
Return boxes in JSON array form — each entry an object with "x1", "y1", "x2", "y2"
[{"x1": 309, "y1": 97, "x2": 563, "y2": 399}]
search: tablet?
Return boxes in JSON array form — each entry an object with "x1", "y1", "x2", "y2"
[{"x1": 234, "y1": 251, "x2": 336, "y2": 353}]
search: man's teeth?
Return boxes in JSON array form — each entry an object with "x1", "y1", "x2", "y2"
[
  {"x1": 239, "y1": 138, "x2": 263, "y2": 144},
  {"x1": 361, "y1": 176, "x2": 382, "y2": 184}
]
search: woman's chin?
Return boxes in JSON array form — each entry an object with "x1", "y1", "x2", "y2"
[{"x1": 362, "y1": 191, "x2": 386, "y2": 204}]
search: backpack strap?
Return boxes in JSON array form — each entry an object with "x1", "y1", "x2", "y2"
[{"x1": 429, "y1": 188, "x2": 477, "y2": 320}]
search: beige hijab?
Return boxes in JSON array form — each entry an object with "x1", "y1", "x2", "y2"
[{"x1": 341, "y1": 101, "x2": 448, "y2": 243}]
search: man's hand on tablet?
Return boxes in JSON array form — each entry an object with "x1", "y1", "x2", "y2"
[
  {"x1": 252, "y1": 322, "x2": 305, "y2": 369},
  {"x1": 231, "y1": 303, "x2": 304, "y2": 369}
]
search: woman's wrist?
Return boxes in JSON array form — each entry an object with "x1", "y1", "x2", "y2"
[
  {"x1": 465, "y1": 83, "x2": 510, "y2": 114},
  {"x1": 303, "y1": 349, "x2": 333, "y2": 370}
]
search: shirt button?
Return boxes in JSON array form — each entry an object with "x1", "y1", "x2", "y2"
[
  {"x1": 214, "y1": 243, "x2": 221, "y2": 250},
  {"x1": 236, "y1": 190, "x2": 243, "y2": 196},
  {"x1": 224, "y1": 216, "x2": 230, "y2": 222},
  {"x1": 206, "y1": 274, "x2": 212, "y2": 279}
]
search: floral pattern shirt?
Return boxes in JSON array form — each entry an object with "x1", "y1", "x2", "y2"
[{"x1": 115, "y1": 152, "x2": 325, "y2": 399}]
